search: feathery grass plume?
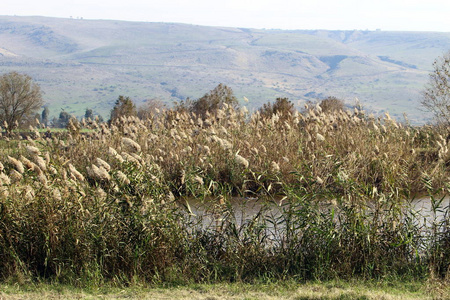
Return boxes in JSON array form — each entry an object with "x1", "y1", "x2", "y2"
[
  {"x1": 122, "y1": 137, "x2": 141, "y2": 153},
  {"x1": 52, "y1": 188, "x2": 62, "y2": 201},
  {"x1": 68, "y1": 163, "x2": 85, "y2": 182},
  {"x1": 20, "y1": 155, "x2": 35, "y2": 171},
  {"x1": 95, "y1": 157, "x2": 111, "y2": 172},
  {"x1": 25, "y1": 145, "x2": 41, "y2": 156},
  {"x1": 235, "y1": 153, "x2": 249, "y2": 169},
  {"x1": 108, "y1": 147, "x2": 125, "y2": 163},
  {"x1": 88, "y1": 164, "x2": 111, "y2": 182},
  {"x1": 116, "y1": 170, "x2": 131, "y2": 185},
  {"x1": 0, "y1": 162, "x2": 3, "y2": 171},
  {"x1": 316, "y1": 176, "x2": 324, "y2": 185},
  {"x1": 374, "y1": 145, "x2": 380, "y2": 155},
  {"x1": 0, "y1": 172, "x2": 11, "y2": 185},
  {"x1": 95, "y1": 187, "x2": 107, "y2": 201},
  {"x1": 24, "y1": 185, "x2": 35, "y2": 201},
  {"x1": 271, "y1": 161, "x2": 280, "y2": 173},
  {"x1": 37, "y1": 172, "x2": 47, "y2": 185},
  {"x1": 32, "y1": 155, "x2": 47, "y2": 171},
  {"x1": 193, "y1": 175, "x2": 204, "y2": 185},
  {"x1": 8, "y1": 156, "x2": 24, "y2": 174},
  {"x1": 316, "y1": 133, "x2": 325, "y2": 142},
  {"x1": 9, "y1": 169, "x2": 23, "y2": 183},
  {"x1": 261, "y1": 145, "x2": 267, "y2": 153},
  {"x1": 218, "y1": 138, "x2": 233, "y2": 151}
]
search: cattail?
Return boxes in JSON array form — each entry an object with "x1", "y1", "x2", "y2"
[
  {"x1": 122, "y1": 137, "x2": 141, "y2": 153},
  {"x1": 8, "y1": 156, "x2": 24, "y2": 174},
  {"x1": 235, "y1": 153, "x2": 249, "y2": 168},
  {"x1": 68, "y1": 163, "x2": 85, "y2": 181}
]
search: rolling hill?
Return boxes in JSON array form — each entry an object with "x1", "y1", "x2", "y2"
[{"x1": 1, "y1": 15, "x2": 450, "y2": 123}]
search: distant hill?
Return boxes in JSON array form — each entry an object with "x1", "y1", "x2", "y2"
[{"x1": 1, "y1": 15, "x2": 450, "y2": 123}]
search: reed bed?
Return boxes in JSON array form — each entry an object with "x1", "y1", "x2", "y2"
[{"x1": 0, "y1": 105, "x2": 449, "y2": 286}]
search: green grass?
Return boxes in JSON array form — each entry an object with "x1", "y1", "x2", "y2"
[{"x1": 0, "y1": 279, "x2": 445, "y2": 299}]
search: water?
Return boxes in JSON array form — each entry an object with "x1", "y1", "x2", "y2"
[{"x1": 181, "y1": 196, "x2": 449, "y2": 231}]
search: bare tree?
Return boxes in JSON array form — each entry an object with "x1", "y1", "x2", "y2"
[
  {"x1": 421, "y1": 51, "x2": 450, "y2": 124},
  {"x1": 0, "y1": 72, "x2": 43, "y2": 132},
  {"x1": 137, "y1": 99, "x2": 165, "y2": 120}
]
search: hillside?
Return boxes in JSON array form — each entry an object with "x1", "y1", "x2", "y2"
[{"x1": 1, "y1": 15, "x2": 450, "y2": 123}]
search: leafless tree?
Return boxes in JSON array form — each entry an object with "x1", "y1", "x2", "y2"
[
  {"x1": 0, "y1": 71, "x2": 43, "y2": 132},
  {"x1": 421, "y1": 51, "x2": 450, "y2": 124}
]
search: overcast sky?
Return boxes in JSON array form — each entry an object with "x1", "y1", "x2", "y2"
[{"x1": 3, "y1": 0, "x2": 450, "y2": 32}]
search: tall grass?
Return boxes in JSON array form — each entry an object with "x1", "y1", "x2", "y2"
[{"x1": 0, "y1": 105, "x2": 449, "y2": 285}]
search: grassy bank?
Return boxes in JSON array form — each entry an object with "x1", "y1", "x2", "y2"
[
  {"x1": 1, "y1": 279, "x2": 447, "y2": 299},
  {"x1": 0, "y1": 105, "x2": 449, "y2": 286}
]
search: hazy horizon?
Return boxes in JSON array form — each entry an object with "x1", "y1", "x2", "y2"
[{"x1": 3, "y1": 0, "x2": 450, "y2": 32}]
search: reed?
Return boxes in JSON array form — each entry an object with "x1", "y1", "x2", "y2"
[{"x1": 0, "y1": 104, "x2": 449, "y2": 286}]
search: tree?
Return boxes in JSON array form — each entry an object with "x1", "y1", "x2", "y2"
[
  {"x1": 84, "y1": 108, "x2": 94, "y2": 120},
  {"x1": 57, "y1": 110, "x2": 71, "y2": 128},
  {"x1": 0, "y1": 71, "x2": 43, "y2": 131},
  {"x1": 110, "y1": 95, "x2": 137, "y2": 123},
  {"x1": 191, "y1": 84, "x2": 239, "y2": 119},
  {"x1": 41, "y1": 106, "x2": 49, "y2": 127},
  {"x1": 137, "y1": 99, "x2": 165, "y2": 120},
  {"x1": 319, "y1": 96, "x2": 345, "y2": 113},
  {"x1": 421, "y1": 51, "x2": 450, "y2": 124},
  {"x1": 259, "y1": 97, "x2": 295, "y2": 120}
]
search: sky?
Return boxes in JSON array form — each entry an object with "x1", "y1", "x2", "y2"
[{"x1": 2, "y1": 0, "x2": 450, "y2": 32}]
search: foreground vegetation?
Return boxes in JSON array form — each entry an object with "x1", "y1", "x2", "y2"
[
  {"x1": 2, "y1": 279, "x2": 448, "y2": 299},
  {"x1": 0, "y1": 102, "x2": 449, "y2": 290}
]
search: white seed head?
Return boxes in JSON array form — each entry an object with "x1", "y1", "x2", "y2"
[
  {"x1": 235, "y1": 153, "x2": 249, "y2": 168},
  {"x1": 8, "y1": 156, "x2": 24, "y2": 174}
]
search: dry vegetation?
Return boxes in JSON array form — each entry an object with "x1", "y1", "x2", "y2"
[{"x1": 0, "y1": 103, "x2": 449, "y2": 287}]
